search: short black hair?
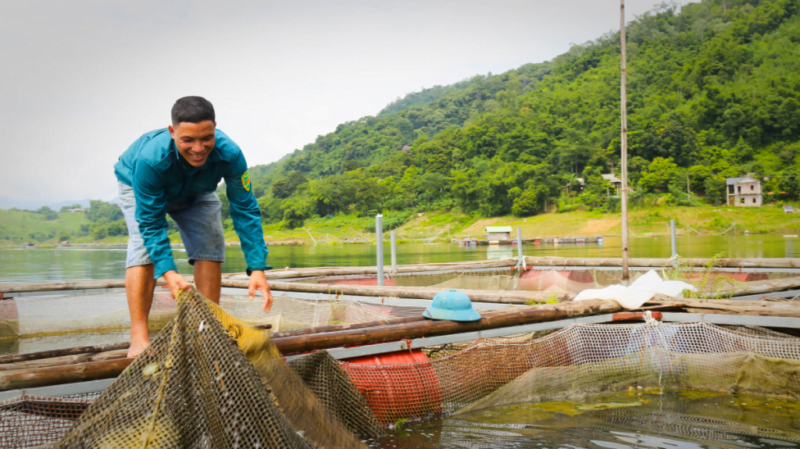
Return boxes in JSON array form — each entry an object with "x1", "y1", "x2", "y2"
[{"x1": 171, "y1": 96, "x2": 215, "y2": 125}]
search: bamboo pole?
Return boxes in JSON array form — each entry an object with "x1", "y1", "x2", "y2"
[
  {"x1": 225, "y1": 279, "x2": 576, "y2": 304},
  {"x1": 5, "y1": 257, "x2": 800, "y2": 294},
  {"x1": 0, "y1": 358, "x2": 132, "y2": 391},
  {"x1": 524, "y1": 257, "x2": 800, "y2": 269},
  {"x1": 652, "y1": 297, "x2": 800, "y2": 317},
  {"x1": 271, "y1": 307, "x2": 514, "y2": 339},
  {"x1": 0, "y1": 342, "x2": 132, "y2": 364},
  {"x1": 620, "y1": 0, "x2": 630, "y2": 284},
  {"x1": 272, "y1": 299, "x2": 621, "y2": 354},
  {"x1": 0, "y1": 259, "x2": 520, "y2": 293},
  {"x1": 270, "y1": 316, "x2": 427, "y2": 339},
  {"x1": 0, "y1": 350, "x2": 128, "y2": 372},
  {"x1": 0, "y1": 300, "x2": 621, "y2": 391},
  {"x1": 724, "y1": 276, "x2": 800, "y2": 297}
]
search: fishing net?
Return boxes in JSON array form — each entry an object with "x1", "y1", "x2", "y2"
[
  {"x1": 50, "y1": 288, "x2": 376, "y2": 449},
  {"x1": 0, "y1": 289, "x2": 425, "y2": 355},
  {"x1": 317, "y1": 269, "x2": 634, "y2": 293},
  {"x1": 3, "y1": 315, "x2": 800, "y2": 447}
]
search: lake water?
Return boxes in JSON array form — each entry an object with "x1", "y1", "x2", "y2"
[
  {"x1": 375, "y1": 391, "x2": 800, "y2": 449},
  {"x1": 1, "y1": 235, "x2": 798, "y2": 284}
]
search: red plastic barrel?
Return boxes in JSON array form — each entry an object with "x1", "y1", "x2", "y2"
[{"x1": 341, "y1": 349, "x2": 443, "y2": 425}]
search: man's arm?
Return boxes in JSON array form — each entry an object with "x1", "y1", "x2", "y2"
[
  {"x1": 224, "y1": 151, "x2": 273, "y2": 310},
  {"x1": 133, "y1": 160, "x2": 179, "y2": 279}
]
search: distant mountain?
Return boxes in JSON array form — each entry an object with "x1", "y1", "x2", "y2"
[{"x1": 0, "y1": 197, "x2": 92, "y2": 211}]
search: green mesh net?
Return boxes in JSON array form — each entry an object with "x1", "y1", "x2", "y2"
[{"x1": 51, "y1": 288, "x2": 378, "y2": 449}]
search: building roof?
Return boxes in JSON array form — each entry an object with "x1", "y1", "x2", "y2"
[
  {"x1": 602, "y1": 174, "x2": 622, "y2": 184},
  {"x1": 485, "y1": 226, "x2": 513, "y2": 233},
  {"x1": 727, "y1": 175, "x2": 759, "y2": 185}
]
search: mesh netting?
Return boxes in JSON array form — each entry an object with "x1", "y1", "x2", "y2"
[
  {"x1": 0, "y1": 395, "x2": 92, "y2": 448},
  {"x1": 337, "y1": 321, "x2": 800, "y2": 425},
  {"x1": 2, "y1": 313, "x2": 800, "y2": 447},
  {"x1": 0, "y1": 290, "x2": 426, "y2": 355},
  {"x1": 315, "y1": 269, "x2": 630, "y2": 293},
  {"x1": 48, "y1": 288, "x2": 374, "y2": 449}
]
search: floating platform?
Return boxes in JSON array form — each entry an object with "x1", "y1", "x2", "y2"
[{"x1": 460, "y1": 237, "x2": 603, "y2": 246}]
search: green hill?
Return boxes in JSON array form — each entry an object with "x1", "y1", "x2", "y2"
[
  {"x1": 5, "y1": 0, "x2": 800, "y2": 245},
  {"x1": 243, "y1": 0, "x2": 800, "y2": 230}
]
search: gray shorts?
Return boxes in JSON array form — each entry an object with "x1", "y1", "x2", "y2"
[{"x1": 118, "y1": 182, "x2": 226, "y2": 268}]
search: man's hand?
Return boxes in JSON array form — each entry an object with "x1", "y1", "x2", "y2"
[
  {"x1": 163, "y1": 270, "x2": 191, "y2": 298},
  {"x1": 249, "y1": 270, "x2": 273, "y2": 312}
]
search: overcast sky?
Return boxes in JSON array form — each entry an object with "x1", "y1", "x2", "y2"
[{"x1": 0, "y1": 0, "x2": 692, "y2": 203}]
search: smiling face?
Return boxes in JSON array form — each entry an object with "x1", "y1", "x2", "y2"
[{"x1": 168, "y1": 120, "x2": 216, "y2": 167}]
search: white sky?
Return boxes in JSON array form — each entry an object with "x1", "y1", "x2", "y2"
[{"x1": 0, "y1": 0, "x2": 692, "y2": 202}]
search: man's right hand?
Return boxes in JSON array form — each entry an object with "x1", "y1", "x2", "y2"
[{"x1": 163, "y1": 270, "x2": 191, "y2": 298}]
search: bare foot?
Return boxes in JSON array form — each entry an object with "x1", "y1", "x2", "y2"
[{"x1": 128, "y1": 330, "x2": 150, "y2": 358}]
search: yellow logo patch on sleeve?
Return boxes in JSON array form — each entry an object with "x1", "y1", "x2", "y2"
[{"x1": 241, "y1": 171, "x2": 251, "y2": 192}]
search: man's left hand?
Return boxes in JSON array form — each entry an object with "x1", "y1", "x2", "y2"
[{"x1": 248, "y1": 270, "x2": 273, "y2": 312}]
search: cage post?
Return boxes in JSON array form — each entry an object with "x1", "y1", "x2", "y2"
[
  {"x1": 376, "y1": 214, "x2": 384, "y2": 286},
  {"x1": 517, "y1": 228, "x2": 524, "y2": 267},
  {"x1": 670, "y1": 219, "x2": 677, "y2": 266},
  {"x1": 390, "y1": 230, "x2": 397, "y2": 274},
  {"x1": 620, "y1": 0, "x2": 630, "y2": 285}
]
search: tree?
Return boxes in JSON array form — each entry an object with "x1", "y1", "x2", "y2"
[
  {"x1": 639, "y1": 158, "x2": 679, "y2": 192},
  {"x1": 107, "y1": 221, "x2": 125, "y2": 237},
  {"x1": 59, "y1": 204, "x2": 82, "y2": 213},
  {"x1": 704, "y1": 176, "x2": 727, "y2": 205},
  {"x1": 272, "y1": 179, "x2": 293, "y2": 199},
  {"x1": 779, "y1": 167, "x2": 800, "y2": 200},
  {"x1": 512, "y1": 186, "x2": 547, "y2": 216},
  {"x1": 86, "y1": 200, "x2": 122, "y2": 223},
  {"x1": 92, "y1": 226, "x2": 107, "y2": 240},
  {"x1": 36, "y1": 206, "x2": 58, "y2": 220}
]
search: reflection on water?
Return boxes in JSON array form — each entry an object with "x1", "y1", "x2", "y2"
[
  {"x1": 0, "y1": 235, "x2": 797, "y2": 284},
  {"x1": 0, "y1": 331, "x2": 130, "y2": 355},
  {"x1": 376, "y1": 391, "x2": 800, "y2": 449}
]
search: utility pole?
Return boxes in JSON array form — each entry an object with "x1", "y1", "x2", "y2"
[
  {"x1": 686, "y1": 173, "x2": 691, "y2": 202},
  {"x1": 620, "y1": 0, "x2": 630, "y2": 284}
]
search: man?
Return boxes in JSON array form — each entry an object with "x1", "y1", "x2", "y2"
[{"x1": 115, "y1": 96, "x2": 272, "y2": 358}]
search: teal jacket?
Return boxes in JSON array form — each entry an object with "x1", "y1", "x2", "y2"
[{"x1": 114, "y1": 128, "x2": 268, "y2": 278}]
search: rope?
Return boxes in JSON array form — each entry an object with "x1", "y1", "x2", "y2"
[{"x1": 644, "y1": 310, "x2": 660, "y2": 326}]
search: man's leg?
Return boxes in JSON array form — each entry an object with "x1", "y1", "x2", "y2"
[
  {"x1": 118, "y1": 181, "x2": 156, "y2": 358},
  {"x1": 126, "y1": 264, "x2": 156, "y2": 358},
  {"x1": 194, "y1": 260, "x2": 222, "y2": 304},
  {"x1": 170, "y1": 191, "x2": 226, "y2": 305}
]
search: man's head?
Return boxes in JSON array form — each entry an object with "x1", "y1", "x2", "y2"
[{"x1": 169, "y1": 96, "x2": 216, "y2": 167}]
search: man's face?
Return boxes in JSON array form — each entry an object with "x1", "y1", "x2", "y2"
[{"x1": 168, "y1": 120, "x2": 216, "y2": 167}]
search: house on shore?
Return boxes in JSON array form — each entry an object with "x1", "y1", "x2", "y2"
[
  {"x1": 602, "y1": 174, "x2": 622, "y2": 195},
  {"x1": 486, "y1": 226, "x2": 512, "y2": 241},
  {"x1": 726, "y1": 174, "x2": 762, "y2": 207}
]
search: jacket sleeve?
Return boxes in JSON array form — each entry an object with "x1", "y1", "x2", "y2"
[
  {"x1": 132, "y1": 159, "x2": 177, "y2": 279},
  {"x1": 224, "y1": 151, "x2": 270, "y2": 273}
]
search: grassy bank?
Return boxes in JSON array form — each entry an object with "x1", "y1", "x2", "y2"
[
  {"x1": 244, "y1": 203, "x2": 800, "y2": 244},
  {"x1": 3, "y1": 203, "x2": 799, "y2": 248}
]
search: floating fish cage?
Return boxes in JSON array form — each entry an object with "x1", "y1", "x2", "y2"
[
  {"x1": 2, "y1": 317, "x2": 800, "y2": 448},
  {"x1": 1, "y1": 260, "x2": 800, "y2": 448},
  {"x1": 304, "y1": 266, "x2": 792, "y2": 295}
]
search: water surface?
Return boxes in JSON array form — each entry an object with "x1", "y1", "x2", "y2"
[
  {"x1": 376, "y1": 391, "x2": 800, "y2": 449},
  {"x1": 1, "y1": 235, "x2": 797, "y2": 284}
]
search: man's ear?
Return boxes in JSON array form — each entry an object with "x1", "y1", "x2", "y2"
[{"x1": 168, "y1": 124, "x2": 175, "y2": 138}]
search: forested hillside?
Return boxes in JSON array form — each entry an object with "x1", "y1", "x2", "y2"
[{"x1": 239, "y1": 0, "x2": 800, "y2": 230}]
